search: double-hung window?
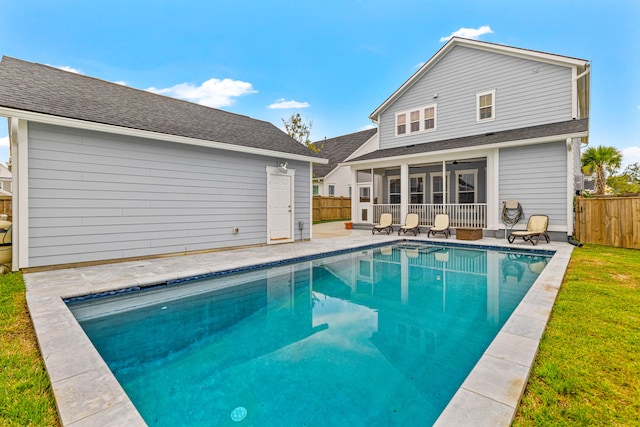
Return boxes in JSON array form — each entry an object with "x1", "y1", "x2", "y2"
[
  {"x1": 410, "y1": 174, "x2": 425, "y2": 204},
  {"x1": 410, "y1": 111, "x2": 420, "y2": 132},
  {"x1": 388, "y1": 176, "x2": 401, "y2": 204},
  {"x1": 396, "y1": 113, "x2": 407, "y2": 135},
  {"x1": 328, "y1": 184, "x2": 335, "y2": 197},
  {"x1": 476, "y1": 90, "x2": 495, "y2": 122},
  {"x1": 430, "y1": 172, "x2": 450, "y2": 204},
  {"x1": 456, "y1": 170, "x2": 477, "y2": 204},
  {"x1": 424, "y1": 106, "x2": 435, "y2": 130}
]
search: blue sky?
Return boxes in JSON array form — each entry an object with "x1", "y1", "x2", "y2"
[{"x1": 1, "y1": 0, "x2": 639, "y2": 167}]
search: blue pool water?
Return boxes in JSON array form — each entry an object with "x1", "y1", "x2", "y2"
[{"x1": 68, "y1": 243, "x2": 551, "y2": 426}]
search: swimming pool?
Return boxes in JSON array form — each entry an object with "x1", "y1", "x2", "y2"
[{"x1": 68, "y1": 242, "x2": 551, "y2": 426}]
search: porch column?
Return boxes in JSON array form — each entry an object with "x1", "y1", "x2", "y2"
[{"x1": 400, "y1": 162, "x2": 409, "y2": 221}]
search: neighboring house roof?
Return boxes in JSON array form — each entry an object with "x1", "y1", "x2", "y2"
[
  {"x1": 312, "y1": 128, "x2": 377, "y2": 178},
  {"x1": 370, "y1": 37, "x2": 590, "y2": 121},
  {"x1": 346, "y1": 119, "x2": 588, "y2": 164},
  {"x1": 0, "y1": 56, "x2": 325, "y2": 161}
]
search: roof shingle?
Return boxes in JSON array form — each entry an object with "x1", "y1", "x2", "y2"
[
  {"x1": 0, "y1": 56, "x2": 324, "y2": 159},
  {"x1": 312, "y1": 128, "x2": 377, "y2": 177}
]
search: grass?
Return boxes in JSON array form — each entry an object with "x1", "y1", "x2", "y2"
[
  {"x1": 1, "y1": 244, "x2": 638, "y2": 425},
  {"x1": 0, "y1": 272, "x2": 59, "y2": 426},
  {"x1": 513, "y1": 244, "x2": 640, "y2": 426}
]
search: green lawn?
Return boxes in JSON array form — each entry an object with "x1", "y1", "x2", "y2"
[
  {"x1": 1, "y1": 245, "x2": 638, "y2": 426},
  {"x1": 0, "y1": 272, "x2": 59, "y2": 426},
  {"x1": 513, "y1": 244, "x2": 640, "y2": 425}
]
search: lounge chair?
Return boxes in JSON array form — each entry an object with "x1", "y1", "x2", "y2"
[
  {"x1": 372, "y1": 213, "x2": 394, "y2": 235},
  {"x1": 507, "y1": 215, "x2": 550, "y2": 245},
  {"x1": 398, "y1": 213, "x2": 420, "y2": 236},
  {"x1": 427, "y1": 214, "x2": 450, "y2": 238}
]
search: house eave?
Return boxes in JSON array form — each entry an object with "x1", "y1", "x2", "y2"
[
  {"x1": 0, "y1": 107, "x2": 329, "y2": 164},
  {"x1": 342, "y1": 130, "x2": 589, "y2": 167}
]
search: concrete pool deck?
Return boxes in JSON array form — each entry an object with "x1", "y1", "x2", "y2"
[{"x1": 24, "y1": 224, "x2": 574, "y2": 426}]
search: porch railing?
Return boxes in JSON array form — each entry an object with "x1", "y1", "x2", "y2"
[{"x1": 372, "y1": 203, "x2": 487, "y2": 228}]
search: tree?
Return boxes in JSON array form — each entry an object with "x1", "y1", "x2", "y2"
[
  {"x1": 581, "y1": 145, "x2": 622, "y2": 195},
  {"x1": 282, "y1": 113, "x2": 318, "y2": 152},
  {"x1": 607, "y1": 162, "x2": 640, "y2": 195}
]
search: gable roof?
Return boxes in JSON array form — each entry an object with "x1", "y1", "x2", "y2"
[
  {"x1": 370, "y1": 37, "x2": 590, "y2": 121},
  {"x1": 0, "y1": 56, "x2": 325, "y2": 162},
  {"x1": 312, "y1": 128, "x2": 377, "y2": 177},
  {"x1": 345, "y1": 119, "x2": 588, "y2": 164}
]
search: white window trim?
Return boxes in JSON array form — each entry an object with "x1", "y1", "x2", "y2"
[
  {"x1": 476, "y1": 89, "x2": 496, "y2": 123},
  {"x1": 395, "y1": 104, "x2": 437, "y2": 137},
  {"x1": 430, "y1": 172, "x2": 450, "y2": 204},
  {"x1": 328, "y1": 184, "x2": 335, "y2": 197},
  {"x1": 455, "y1": 169, "x2": 478, "y2": 204}
]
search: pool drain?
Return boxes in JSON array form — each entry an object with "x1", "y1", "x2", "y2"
[{"x1": 230, "y1": 406, "x2": 247, "y2": 422}]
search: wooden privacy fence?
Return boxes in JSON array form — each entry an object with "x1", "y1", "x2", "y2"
[
  {"x1": 575, "y1": 197, "x2": 640, "y2": 248},
  {"x1": 313, "y1": 196, "x2": 351, "y2": 222}
]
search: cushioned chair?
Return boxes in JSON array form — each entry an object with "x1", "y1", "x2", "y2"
[
  {"x1": 507, "y1": 215, "x2": 550, "y2": 245},
  {"x1": 427, "y1": 214, "x2": 450, "y2": 239},
  {"x1": 398, "y1": 213, "x2": 420, "y2": 236},
  {"x1": 372, "y1": 213, "x2": 394, "y2": 235}
]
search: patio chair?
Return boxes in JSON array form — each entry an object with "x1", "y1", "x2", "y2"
[
  {"x1": 507, "y1": 215, "x2": 550, "y2": 246},
  {"x1": 427, "y1": 214, "x2": 450, "y2": 239},
  {"x1": 398, "y1": 213, "x2": 420, "y2": 236},
  {"x1": 372, "y1": 213, "x2": 394, "y2": 235}
]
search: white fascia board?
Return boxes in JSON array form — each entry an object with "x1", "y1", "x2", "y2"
[
  {"x1": 369, "y1": 37, "x2": 589, "y2": 120},
  {"x1": 343, "y1": 130, "x2": 589, "y2": 169},
  {"x1": 0, "y1": 107, "x2": 328, "y2": 165}
]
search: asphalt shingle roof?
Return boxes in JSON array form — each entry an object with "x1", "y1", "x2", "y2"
[
  {"x1": 346, "y1": 119, "x2": 589, "y2": 163},
  {"x1": 0, "y1": 56, "x2": 324, "y2": 159},
  {"x1": 312, "y1": 128, "x2": 377, "y2": 177}
]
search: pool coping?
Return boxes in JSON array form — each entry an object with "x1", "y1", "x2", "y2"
[{"x1": 24, "y1": 231, "x2": 573, "y2": 426}]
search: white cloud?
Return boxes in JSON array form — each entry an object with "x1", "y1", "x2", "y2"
[
  {"x1": 267, "y1": 98, "x2": 310, "y2": 109},
  {"x1": 48, "y1": 64, "x2": 83, "y2": 74},
  {"x1": 147, "y1": 78, "x2": 257, "y2": 108},
  {"x1": 440, "y1": 25, "x2": 494, "y2": 42},
  {"x1": 114, "y1": 81, "x2": 128, "y2": 86},
  {"x1": 0, "y1": 136, "x2": 8, "y2": 148},
  {"x1": 621, "y1": 146, "x2": 640, "y2": 167},
  {"x1": 358, "y1": 124, "x2": 376, "y2": 131}
]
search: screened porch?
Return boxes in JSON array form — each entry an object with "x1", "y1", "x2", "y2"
[{"x1": 355, "y1": 158, "x2": 488, "y2": 229}]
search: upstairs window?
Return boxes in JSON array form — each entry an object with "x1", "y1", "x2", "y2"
[
  {"x1": 476, "y1": 90, "x2": 495, "y2": 122},
  {"x1": 410, "y1": 111, "x2": 420, "y2": 132},
  {"x1": 396, "y1": 113, "x2": 407, "y2": 135},
  {"x1": 424, "y1": 106, "x2": 435, "y2": 130},
  {"x1": 395, "y1": 104, "x2": 437, "y2": 137}
]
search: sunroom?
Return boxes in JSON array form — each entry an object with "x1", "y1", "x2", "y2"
[{"x1": 348, "y1": 148, "x2": 500, "y2": 234}]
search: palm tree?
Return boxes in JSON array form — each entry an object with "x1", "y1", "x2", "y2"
[{"x1": 581, "y1": 145, "x2": 622, "y2": 195}]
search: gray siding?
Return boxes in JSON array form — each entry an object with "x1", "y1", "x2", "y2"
[
  {"x1": 380, "y1": 46, "x2": 574, "y2": 150},
  {"x1": 499, "y1": 141, "x2": 567, "y2": 228},
  {"x1": 27, "y1": 123, "x2": 311, "y2": 267}
]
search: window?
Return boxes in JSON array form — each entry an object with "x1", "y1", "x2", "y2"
[
  {"x1": 476, "y1": 90, "x2": 495, "y2": 122},
  {"x1": 410, "y1": 175, "x2": 425, "y2": 204},
  {"x1": 410, "y1": 110, "x2": 420, "y2": 132},
  {"x1": 388, "y1": 176, "x2": 401, "y2": 204},
  {"x1": 456, "y1": 170, "x2": 477, "y2": 204},
  {"x1": 313, "y1": 184, "x2": 319, "y2": 196},
  {"x1": 395, "y1": 104, "x2": 437, "y2": 136},
  {"x1": 348, "y1": 186, "x2": 352, "y2": 197},
  {"x1": 424, "y1": 106, "x2": 435, "y2": 130},
  {"x1": 396, "y1": 113, "x2": 406, "y2": 135},
  {"x1": 430, "y1": 172, "x2": 450, "y2": 204},
  {"x1": 328, "y1": 185, "x2": 335, "y2": 197}
]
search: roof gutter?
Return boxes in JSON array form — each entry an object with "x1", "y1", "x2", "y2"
[
  {"x1": 340, "y1": 130, "x2": 589, "y2": 167},
  {"x1": 0, "y1": 107, "x2": 329, "y2": 164}
]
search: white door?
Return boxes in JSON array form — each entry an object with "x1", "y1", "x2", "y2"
[
  {"x1": 269, "y1": 173, "x2": 293, "y2": 241},
  {"x1": 356, "y1": 184, "x2": 371, "y2": 223}
]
